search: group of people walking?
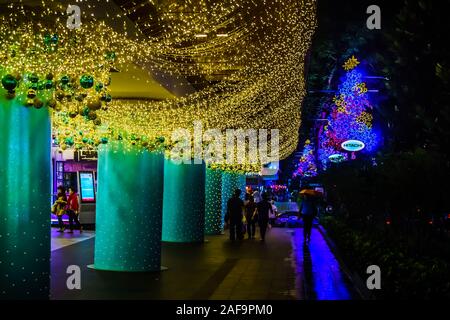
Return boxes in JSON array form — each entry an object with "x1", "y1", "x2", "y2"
[
  {"x1": 52, "y1": 186, "x2": 83, "y2": 233},
  {"x1": 225, "y1": 188, "x2": 318, "y2": 243},
  {"x1": 225, "y1": 189, "x2": 275, "y2": 242}
]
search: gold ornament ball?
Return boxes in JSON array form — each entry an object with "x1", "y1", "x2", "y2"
[
  {"x1": 87, "y1": 98, "x2": 101, "y2": 111},
  {"x1": 26, "y1": 98, "x2": 34, "y2": 107},
  {"x1": 69, "y1": 110, "x2": 78, "y2": 118},
  {"x1": 27, "y1": 89, "x2": 37, "y2": 98},
  {"x1": 88, "y1": 111, "x2": 97, "y2": 120},
  {"x1": 55, "y1": 90, "x2": 65, "y2": 101},
  {"x1": 33, "y1": 98, "x2": 44, "y2": 109},
  {"x1": 47, "y1": 99, "x2": 57, "y2": 109},
  {"x1": 5, "y1": 91, "x2": 16, "y2": 99},
  {"x1": 12, "y1": 72, "x2": 22, "y2": 82}
]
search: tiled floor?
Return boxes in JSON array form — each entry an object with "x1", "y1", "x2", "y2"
[
  {"x1": 50, "y1": 227, "x2": 356, "y2": 300},
  {"x1": 51, "y1": 228, "x2": 95, "y2": 251}
]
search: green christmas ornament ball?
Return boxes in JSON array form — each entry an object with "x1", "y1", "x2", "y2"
[
  {"x1": 45, "y1": 80, "x2": 53, "y2": 89},
  {"x1": 65, "y1": 137, "x2": 74, "y2": 146},
  {"x1": 43, "y1": 33, "x2": 52, "y2": 45},
  {"x1": 95, "y1": 82, "x2": 104, "y2": 92},
  {"x1": 2, "y1": 74, "x2": 18, "y2": 91},
  {"x1": 80, "y1": 75, "x2": 94, "y2": 89},
  {"x1": 28, "y1": 73, "x2": 39, "y2": 83},
  {"x1": 60, "y1": 75, "x2": 70, "y2": 85},
  {"x1": 37, "y1": 81, "x2": 45, "y2": 90},
  {"x1": 81, "y1": 106, "x2": 90, "y2": 116}
]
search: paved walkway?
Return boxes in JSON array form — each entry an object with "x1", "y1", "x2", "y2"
[
  {"x1": 50, "y1": 227, "x2": 356, "y2": 300},
  {"x1": 51, "y1": 228, "x2": 95, "y2": 251}
]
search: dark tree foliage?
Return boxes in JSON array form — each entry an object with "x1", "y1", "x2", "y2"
[
  {"x1": 381, "y1": 0, "x2": 450, "y2": 154},
  {"x1": 295, "y1": 0, "x2": 450, "y2": 299}
]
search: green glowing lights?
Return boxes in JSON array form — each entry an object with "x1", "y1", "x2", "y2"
[{"x1": 205, "y1": 168, "x2": 223, "y2": 235}]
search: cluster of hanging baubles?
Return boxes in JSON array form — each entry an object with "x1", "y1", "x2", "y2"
[
  {"x1": 1, "y1": 71, "x2": 112, "y2": 125},
  {"x1": 0, "y1": 33, "x2": 113, "y2": 127}
]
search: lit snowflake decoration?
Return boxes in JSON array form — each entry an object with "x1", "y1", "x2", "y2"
[{"x1": 343, "y1": 55, "x2": 360, "y2": 71}]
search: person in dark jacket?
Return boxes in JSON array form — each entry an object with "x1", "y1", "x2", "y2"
[
  {"x1": 225, "y1": 189, "x2": 245, "y2": 241},
  {"x1": 256, "y1": 192, "x2": 273, "y2": 242},
  {"x1": 300, "y1": 194, "x2": 317, "y2": 243},
  {"x1": 245, "y1": 195, "x2": 257, "y2": 239},
  {"x1": 54, "y1": 186, "x2": 67, "y2": 232}
]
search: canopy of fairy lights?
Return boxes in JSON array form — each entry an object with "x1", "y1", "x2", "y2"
[{"x1": 0, "y1": 0, "x2": 317, "y2": 172}]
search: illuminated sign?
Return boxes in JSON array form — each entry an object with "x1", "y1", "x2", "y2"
[
  {"x1": 79, "y1": 172, "x2": 95, "y2": 202},
  {"x1": 341, "y1": 140, "x2": 365, "y2": 152},
  {"x1": 328, "y1": 154, "x2": 345, "y2": 163}
]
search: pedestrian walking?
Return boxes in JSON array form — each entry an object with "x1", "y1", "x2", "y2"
[
  {"x1": 245, "y1": 195, "x2": 257, "y2": 239},
  {"x1": 300, "y1": 192, "x2": 317, "y2": 243},
  {"x1": 225, "y1": 189, "x2": 245, "y2": 241},
  {"x1": 253, "y1": 190, "x2": 262, "y2": 204},
  {"x1": 66, "y1": 186, "x2": 82, "y2": 233},
  {"x1": 53, "y1": 186, "x2": 67, "y2": 232},
  {"x1": 256, "y1": 192, "x2": 273, "y2": 242}
]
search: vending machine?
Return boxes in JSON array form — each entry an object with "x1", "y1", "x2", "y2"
[
  {"x1": 78, "y1": 171, "x2": 96, "y2": 225},
  {"x1": 51, "y1": 148, "x2": 97, "y2": 226}
]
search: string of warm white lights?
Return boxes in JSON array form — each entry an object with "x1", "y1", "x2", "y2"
[{"x1": 0, "y1": 0, "x2": 317, "y2": 172}]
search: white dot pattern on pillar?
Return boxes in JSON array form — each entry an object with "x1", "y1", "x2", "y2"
[
  {"x1": 94, "y1": 143, "x2": 164, "y2": 272},
  {"x1": 0, "y1": 100, "x2": 51, "y2": 299},
  {"x1": 162, "y1": 159, "x2": 206, "y2": 242}
]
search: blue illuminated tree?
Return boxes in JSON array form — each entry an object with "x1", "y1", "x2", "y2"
[
  {"x1": 293, "y1": 139, "x2": 318, "y2": 178},
  {"x1": 318, "y1": 56, "x2": 378, "y2": 168}
]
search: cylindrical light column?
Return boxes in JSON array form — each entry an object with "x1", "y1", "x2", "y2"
[
  {"x1": 162, "y1": 159, "x2": 206, "y2": 242},
  {"x1": 204, "y1": 168, "x2": 223, "y2": 235},
  {"x1": 0, "y1": 99, "x2": 51, "y2": 299},
  {"x1": 94, "y1": 142, "x2": 164, "y2": 272},
  {"x1": 221, "y1": 171, "x2": 247, "y2": 219}
]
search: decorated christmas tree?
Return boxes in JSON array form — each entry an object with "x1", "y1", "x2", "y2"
[
  {"x1": 293, "y1": 139, "x2": 318, "y2": 178},
  {"x1": 318, "y1": 56, "x2": 377, "y2": 168}
]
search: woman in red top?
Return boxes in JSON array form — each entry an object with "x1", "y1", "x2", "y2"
[{"x1": 67, "y1": 186, "x2": 82, "y2": 233}]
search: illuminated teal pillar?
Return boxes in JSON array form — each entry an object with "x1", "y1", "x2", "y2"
[
  {"x1": 94, "y1": 142, "x2": 164, "y2": 272},
  {"x1": 204, "y1": 168, "x2": 223, "y2": 235},
  {"x1": 162, "y1": 159, "x2": 206, "y2": 242},
  {"x1": 221, "y1": 171, "x2": 247, "y2": 219},
  {"x1": 0, "y1": 98, "x2": 51, "y2": 299}
]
